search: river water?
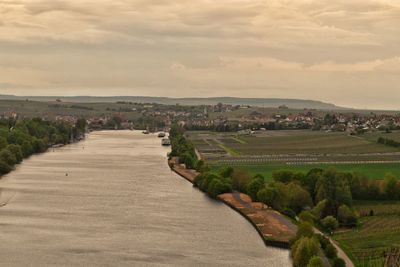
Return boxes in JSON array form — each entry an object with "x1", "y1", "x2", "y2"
[{"x1": 0, "y1": 130, "x2": 290, "y2": 266}]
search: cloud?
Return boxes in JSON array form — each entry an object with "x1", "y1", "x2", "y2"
[{"x1": 0, "y1": 0, "x2": 399, "y2": 109}]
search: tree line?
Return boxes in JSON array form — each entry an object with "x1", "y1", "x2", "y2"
[
  {"x1": 0, "y1": 117, "x2": 86, "y2": 176},
  {"x1": 378, "y1": 137, "x2": 400, "y2": 148}
]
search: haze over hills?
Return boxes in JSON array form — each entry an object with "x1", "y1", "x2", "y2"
[{"x1": 0, "y1": 95, "x2": 347, "y2": 110}]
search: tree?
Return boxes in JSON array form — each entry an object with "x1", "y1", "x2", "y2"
[
  {"x1": 307, "y1": 256, "x2": 324, "y2": 267},
  {"x1": 292, "y1": 237, "x2": 320, "y2": 267},
  {"x1": 0, "y1": 149, "x2": 17, "y2": 166},
  {"x1": 257, "y1": 187, "x2": 279, "y2": 209},
  {"x1": 287, "y1": 182, "x2": 313, "y2": 213},
  {"x1": 0, "y1": 137, "x2": 7, "y2": 150},
  {"x1": 6, "y1": 144, "x2": 23, "y2": 163},
  {"x1": 384, "y1": 173, "x2": 400, "y2": 200},
  {"x1": 0, "y1": 159, "x2": 11, "y2": 175},
  {"x1": 272, "y1": 170, "x2": 294, "y2": 183},
  {"x1": 299, "y1": 211, "x2": 316, "y2": 224},
  {"x1": 332, "y1": 258, "x2": 346, "y2": 267},
  {"x1": 219, "y1": 167, "x2": 234, "y2": 178},
  {"x1": 337, "y1": 204, "x2": 358, "y2": 227},
  {"x1": 324, "y1": 243, "x2": 337, "y2": 259},
  {"x1": 246, "y1": 175, "x2": 265, "y2": 201},
  {"x1": 231, "y1": 169, "x2": 252, "y2": 192},
  {"x1": 321, "y1": 216, "x2": 339, "y2": 234}
]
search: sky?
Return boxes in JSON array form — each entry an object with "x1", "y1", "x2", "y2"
[{"x1": 0, "y1": 0, "x2": 399, "y2": 109}]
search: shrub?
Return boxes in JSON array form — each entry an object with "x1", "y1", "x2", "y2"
[
  {"x1": 314, "y1": 234, "x2": 330, "y2": 250},
  {"x1": 337, "y1": 204, "x2": 358, "y2": 227},
  {"x1": 321, "y1": 216, "x2": 339, "y2": 234},
  {"x1": 324, "y1": 243, "x2": 337, "y2": 259},
  {"x1": 0, "y1": 149, "x2": 17, "y2": 166},
  {"x1": 257, "y1": 187, "x2": 279, "y2": 209},
  {"x1": 292, "y1": 237, "x2": 320, "y2": 267},
  {"x1": 332, "y1": 258, "x2": 346, "y2": 267},
  {"x1": 307, "y1": 256, "x2": 324, "y2": 267},
  {"x1": 299, "y1": 211, "x2": 316, "y2": 224},
  {"x1": 282, "y1": 208, "x2": 296, "y2": 219},
  {"x1": 246, "y1": 176, "x2": 264, "y2": 201},
  {"x1": 0, "y1": 159, "x2": 11, "y2": 175},
  {"x1": 231, "y1": 169, "x2": 252, "y2": 192},
  {"x1": 6, "y1": 144, "x2": 23, "y2": 163}
]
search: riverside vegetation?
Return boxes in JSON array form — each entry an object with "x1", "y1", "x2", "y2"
[
  {"x1": 170, "y1": 125, "x2": 400, "y2": 267},
  {"x1": 0, "y1": 117, "x2": 86, "y2": 177}
]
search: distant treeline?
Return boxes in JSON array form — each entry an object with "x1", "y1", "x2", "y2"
[
  {"x1": 378, "y1": 137, "x2": 400, "y2": 148},
  {"x1": 0, "y1": 118, "x2": 86, "y2": 176}
]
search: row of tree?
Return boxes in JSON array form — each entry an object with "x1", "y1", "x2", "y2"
[
  {"x1": 169, "y1": 125, "x2": 198, "y2": 169},
  {"x1": 377, "y1": 137, "x2": 400, "y2": 148},
  {"x1": 0, "y1": 118, "x2": 86, "y2": 176}
]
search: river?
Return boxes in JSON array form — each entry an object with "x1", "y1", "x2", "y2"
[{"x1": 0, "y1": 130, "x2": 290, "y2": 266}]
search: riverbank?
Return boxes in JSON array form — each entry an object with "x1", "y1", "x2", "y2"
[{"x1": 168, "y1": 157, "x2": 297, "y2": 249}]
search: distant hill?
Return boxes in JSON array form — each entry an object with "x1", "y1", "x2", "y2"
[{"x1": 0, "y1": 95, "x2": 347, "y2": 110}]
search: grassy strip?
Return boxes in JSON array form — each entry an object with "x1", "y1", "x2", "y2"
[
  {"x1": 231, "y1": 136, "x2": 247, "y2": 144},
  {"x1": 210, "y1": 163, "x2": 400, "y2": 181}
]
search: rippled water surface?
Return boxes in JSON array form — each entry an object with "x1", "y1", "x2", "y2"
[{"x1": 0, "y1": 131, "x2": 290, "y2": 266}]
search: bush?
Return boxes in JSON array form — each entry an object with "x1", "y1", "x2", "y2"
[
  {"x1": 337, "y1": 205, "x2": 358, "y2": 227},
  {"x1": 321, "y1": 216, "x2": 339, "y2": 234},
  {"x1": 332, "y1": 258, "x2": 346, "y2": 267},
  {"x1": 307, "y1": 256, "x2": 324, "y2": 267},
  {"x1": 0, "y1": 149, "x2": 17, "y2": 166},
  {"x1": 299, "y1": 211, "x2": 316, "y2": 224},
  {"x1": 257, "y1": 187, "x2": 279, "y2": 209},
  {"x1": 246, "y1": 176, "x2": 264, "y2": 201},
  {"x1": 324, "y1": 243, "x2": 337, "y2": 259},
  {"x1": 6, "y1": 144, "x2": 23, "y2": 163},
  {"x1": 314, "y1": 234, "x2": 330, "y2": 250},
  {"x1": 231, "y1": 169, "x2": 252, "y2": 192},
  {"x1": 0, "y1": 159, "x2": 11, "y2": 175},
  {"x1": 292, "y1": 237, "x2": 320, "y2": 267},
  {"x1": 282, "y1": 208, "x2": 296, "y2": 219}
]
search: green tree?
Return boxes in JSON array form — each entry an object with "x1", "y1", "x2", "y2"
[
  {"x1": 306, "y1": 256, "x2": 324, "y2": 267},
  {"x1": 246, "y1": 175, "x2": 265, "y2": 201},
  {"x1": 0, "y1": 159, "x2": 11, "y2": 175},
  {"x1": 292, "y1": 237, "x2": 320, "y2": 267},
  {"x1": 6, "y1": 144, "x2": 23, "y2": 163},
  {"x1": 0, "y1": 149, "x2": 17, "y2": 166},
  {"x1": 384, "y1": 173, "x2": 399, "y2": 200},
  {"x1": 257, "y1": 187, "x2": 279, "y2": 209},
  {"x1": 324, "y1": 243, "x2": 337, "y2": 259},
  {"x1": 321, "y1": 216, "x2": 339, "y2": 234}
]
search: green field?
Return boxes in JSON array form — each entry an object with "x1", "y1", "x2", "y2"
[
  {"x1": 189, "y1": 130, "x2": 400, "y2": 156},
  {"x1": 223, "y1": 131, "x2": 400, "y2": 155},
  {"x1": 210, "y1": 163, "x2": 400, "y2": 181},
  {"x1": 334, "y1": 201, "x2": 400, "y2": 267}
]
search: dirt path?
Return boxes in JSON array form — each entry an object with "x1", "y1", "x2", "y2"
[{"x1": 313, "y1": 228, "x2": 354, "y2": 267}]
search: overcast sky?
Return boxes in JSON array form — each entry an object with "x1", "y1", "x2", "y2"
[{"x1": 0, "y1": 0, "x2": 399, "y2": 109}]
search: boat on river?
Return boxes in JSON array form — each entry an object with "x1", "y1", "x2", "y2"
[{"x1": 161, "y1": 138, "x2": 171, "y2": 146}]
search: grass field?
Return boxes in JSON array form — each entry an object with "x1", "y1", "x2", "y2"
[
  {"x1": 334, "y1": 201, "x2": 400, "y2": 267},
  {"x1": 362, "y1": 131, "x2": 400, "y2": 143},
  {"x1": 188, "y1": 130, "x2": 400, "y2": 156},
  {"x1": 210, "y1": 163, "x2": 400, "y2": 181},
  {"x1": 223, "y1": 131, "x2": 400, "y2": 155}
]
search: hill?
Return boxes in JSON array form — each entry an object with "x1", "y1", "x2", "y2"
[{"x1": 0, "y1": 95, "x2": 346, "y2": 110}]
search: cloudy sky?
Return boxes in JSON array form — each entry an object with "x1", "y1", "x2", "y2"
[{"x1": 0, "y1": 0, "x2": 399, "y2": 109}]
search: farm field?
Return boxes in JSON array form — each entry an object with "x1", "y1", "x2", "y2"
[
  {"x1": 210, "y1": 163, "x2": 400, "y2": 181},
  {"x1": 362, "y1": 130, "x2": 400, "y2": 143},
  {"x1": 188, "y1": 130, "x2": 400, "y2": 156},
  {"x1": 334, "y1": 201, "x2": 400, "y2": 267}
]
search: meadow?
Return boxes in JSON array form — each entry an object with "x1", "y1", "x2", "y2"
[
  {"x1": 334, "y1": 201, "x2": 400, "y2": 267},
  {"x1": 210, "y1": 163, "x2": 400, "y2": 181}
]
